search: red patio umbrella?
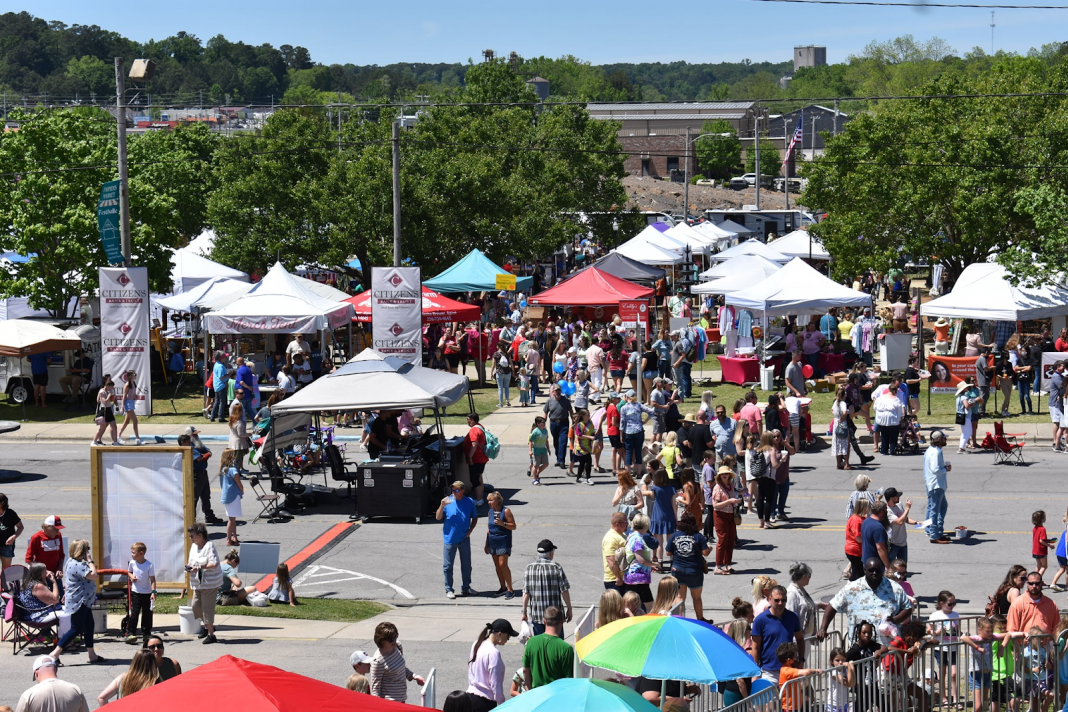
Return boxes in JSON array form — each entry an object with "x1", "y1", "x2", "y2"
[
  {"x1": 530, "y1": 267, "x2": 653, "y2": 307},
  {"x1": 105, "y1": 655, "x2": 427, "y2": 712},
  {"x1": 344, "y1": 285, "x2": 481, "y2": 324}
]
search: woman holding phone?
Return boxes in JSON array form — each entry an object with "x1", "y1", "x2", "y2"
[{"x1": 484, "y1": 492, "x2": 517, "y2": 599}]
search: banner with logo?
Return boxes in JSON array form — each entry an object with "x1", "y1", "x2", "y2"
[
  {"x1": 99, "y1": 267, "x2": 152, "y2": 415},
  {"x1": 1041, "y1": 352, "x2": 1062, "y2": 392},
  {"x1": 928, "y1": 355, "x2": 990, "y2": 394},
  {"x1": 97, "y1": 180, "x2": 123, "y2": 265},
  {"x1": 619, "y1": 299, "x2": 649, "y2": 330},
  {"x1": 371, "y1": 267, "x2": 422, "y2": 365}
]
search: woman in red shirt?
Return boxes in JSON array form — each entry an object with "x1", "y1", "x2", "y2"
[
  {"x1": 844, "y1": 498, "x2": 869, "y2": 581},
  {"x1": 439, "y1": 327, "x2": 460, "y2": 374},
  {"x1": 607, "y1": 344, "x2": 629, "y2": 394}
]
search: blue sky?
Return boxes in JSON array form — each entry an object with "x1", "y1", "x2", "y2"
[{"x1": 29, "y1": 0, "x2": 1066, "y2": 65}]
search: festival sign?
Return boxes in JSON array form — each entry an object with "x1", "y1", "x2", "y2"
[
  {"x1": 99, "y1": 267, "x2": 152, "y2": 415},
  {"x1": 371, "y1": 267, "x2": 422, "y2": 365}
]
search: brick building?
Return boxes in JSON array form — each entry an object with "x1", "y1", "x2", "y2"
[{"x1": 588, "y1": 102, "x2": 767, "y2": 180}]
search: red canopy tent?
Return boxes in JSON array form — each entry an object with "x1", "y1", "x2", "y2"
[
  {"x1": 106, "y1": 655, "x2": 427, "y2": 712},
  {"x1": 344, "y1": 285, "x2": 481, "y2": 324},
  {"x1": 530, "y1": 267, "x2": 653, "y2": 306}
]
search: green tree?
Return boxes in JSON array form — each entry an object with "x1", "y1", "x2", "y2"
[
  {"x1": 693, "y1": 119, "x2": 741, "y2": 179},
  {"x1": 66, "y1": 55, "x2": 113, "y2": 95},
  {"x1": 0, "y1": 109, "x2": 187, "y2": 315},
  {"x1": 745, "y1": 137, "x2": 780, "y2": 178},
  {"x1": 803, "y1": 55, "x2": 1068, "y2": 283}
]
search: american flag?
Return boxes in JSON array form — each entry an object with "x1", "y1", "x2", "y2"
[{"x1": 782, "y1": 116, "x2": 803, "y2": 169}]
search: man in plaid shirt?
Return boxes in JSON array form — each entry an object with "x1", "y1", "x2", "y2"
[{"x1": 521, "y1": 539, "x2": 573, "y2": 636}]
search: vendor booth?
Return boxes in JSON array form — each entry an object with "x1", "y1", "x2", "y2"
[
  {"x1": 344, "y1": 285, "x2": 480, "y2": 324},
  {"x1": 572, "y1": 251, "x2": 666, "y2": 283},
  {"x1": 768, "y1": 229, "x2": 831, "y2": 261},
  {"x1": 726, "y1": 257, "x2": 873, "y2": 315},
  {"x1": 423, "y1": 248, "x2": 532, "y2": 293},
  {"x1": 710, "y1": 239, "x2": 790, "y2": 264},
  {"x1": 612, "y1": 240, "x2": 683, "y2": 266},
  {"x1": 169, "y1": 247, "x2": 248, "y2": 294},
  {"x1": 921, "y1": 263, "x2": 1068, "y2": 322},
  {"x1": 270, "y1": 349, "x2": 471, "y2": 523},
  {"x1": 694, "y1": 257, "x2": 783, "y2": 295},
  {"x1": 530, "y1": 267, "x2": 653, "y2": 307},
  {"x1": 663, "y1": 222, "x2": 713, "y2": 255}
]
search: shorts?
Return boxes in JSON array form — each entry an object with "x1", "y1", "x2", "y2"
[
  {"x1": 671, "y1": 567, "x2": 704, "y2": 590},
  {"x1": 991, "y1": 679, "x2": 1019, "y2": 703},
  {"x1": 1033, "y1": 553, "x2": 1048, "y2": 562},
  {"x1": 624, "y1": 582, "x2": 653, "y2": 605},
  {"x1": 1058, "y1": 555, "x2": 1067, "y2": 567},
  {"x1": 487, "y1": 546, "x2": 511, "y2": 556},
  {"x1": 32, "y1": 372, "x2": 48, "y2": 387},
  {"x1": 642, "y1": 370, "x2": 657, "y2": 380},
  {"x1": 469, "y1": 462, "x2": 486, "y2": 488},
  {"x1": 532, "y1": 452, "x2": 548, "y2": 468},
  {"x1": 123, "y1": 399, "x2": 136, "y2": 413},
  {"x1": 1023, "y1": 676, "x2": 1052, "y2": 696},
  {"x1": 609, "y1": 434, "x2": 622, "y2": 449},
  {"x1": 610, "y1": 370, "x2": 625, "y2": 379},
  {"x1": 1052, "y1": 405, "x2": 1063, "y2": 424},
  {"x1": 969, "y1": 672, "x2": 991, "y2": 691},
  {"x1": 935, "y1": 649, "x2": 958, "y2": 665},
  {"x1": 97, "y1": 407, "x2": 115, "y2": 423},
  {"x1": 652, "y1": 416, "x2": 667, "y2": 434},
  {"x1": 446, "y1": 354, "x2": 460, "y2": 368},
  {"x1": 223, "y1": 498, "x2": 242, "y2": 519},
  {"x1": 0, "y1": 544, "x2": 14, "y2": 559}
]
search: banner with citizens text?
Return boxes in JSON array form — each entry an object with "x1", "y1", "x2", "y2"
[
  {"x1": 372, "y1": 267, "x2": 422, "y2": 365},
  {"x1": 99, "y1": 267, "x2": 152, "y2": 416}
]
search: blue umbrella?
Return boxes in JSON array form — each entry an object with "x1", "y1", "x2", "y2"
[{"x1": 497, "y1": 678, "x2": 659, "y2": 712}]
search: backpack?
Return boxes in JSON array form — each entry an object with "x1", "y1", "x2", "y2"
[
  {"x1": 477, "y1": 425, "x2": 501, "y2": 459},
  {"x1": 749, "y1": 450, "x2": 768, "y2": 479},
  {"x1": 496, "y1": 353, "x2": 512, "y2": 375}
]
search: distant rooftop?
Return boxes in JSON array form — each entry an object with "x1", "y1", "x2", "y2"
[{"x1": 588, "y1": 101, "x2": 756, "y2": 111}]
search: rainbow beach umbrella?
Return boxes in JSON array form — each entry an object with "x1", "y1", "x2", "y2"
[
  {"x1": 496, "y1": 678, "x2": 659, "y2": 712},
  {"x1": 576, "y1": 615, "x2": 759, "y2": 685}
]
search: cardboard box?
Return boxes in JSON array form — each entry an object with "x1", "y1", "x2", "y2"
[{"x1": 812, "y1": 379, "x2": 831, "y2": 393}]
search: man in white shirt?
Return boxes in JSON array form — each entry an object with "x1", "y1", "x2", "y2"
[
  {"x1": 285, "y1": 334, "x2": 311, "y2": 366},
  {"x1": 17, "y1": 656, "x2": 89, "y2": 712},
  {"x1": 292, "y1": 353, "x2": 313, "y2": 387}
]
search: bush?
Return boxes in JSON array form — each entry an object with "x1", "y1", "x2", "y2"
[{"x1": 690, "y1": 174, "x2": 705, "y2": 185}]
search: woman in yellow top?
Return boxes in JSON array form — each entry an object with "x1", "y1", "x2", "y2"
[
  {"x1": 837, "y1": 311, "x2": 854, "y2": 348},
  {"x1": 657, "y1": 431, "x2": 684, "y2": 488}
]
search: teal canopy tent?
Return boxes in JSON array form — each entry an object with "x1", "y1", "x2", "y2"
[{"x1": 423, "y1": 249, "x2": 532, "y2": 293}]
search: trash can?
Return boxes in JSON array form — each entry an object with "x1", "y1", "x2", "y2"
[{"x1": 760, "y1": 366, "x2": 775, "y2": 392}]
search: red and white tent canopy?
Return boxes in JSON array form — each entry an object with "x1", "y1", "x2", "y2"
[{"x1": 344, "y1": 285, "x2": 481, "y2": 324}]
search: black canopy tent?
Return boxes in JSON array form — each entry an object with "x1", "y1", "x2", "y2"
[{"x1": 571, "y1": 252, "x2": 666, "y2": 283}]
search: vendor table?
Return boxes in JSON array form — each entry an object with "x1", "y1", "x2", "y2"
[
  {"x1": 818, "y1": 353, "x2": 847, "y2": 374},
  {"x1": 719, "y1": 356, "x2": 761, "y2": 386}
]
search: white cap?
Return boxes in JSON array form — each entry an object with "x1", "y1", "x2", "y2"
[
  {"x1": 350, "y1": 650, "x2": 373, "y2": 666},
  {"x1": 32, "y1": 655, "x2": 56, "y2": 678}
]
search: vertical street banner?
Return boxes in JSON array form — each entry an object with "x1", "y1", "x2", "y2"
[
  {"x1": 371, "y1": 267, "x2": 422, "y2": 365},
  {"x1": 99, "y1": 267, "x2": 152, "y2": 416},
  {"x1": 97, "y1": 181, "x2": 123, "y2": 265}
]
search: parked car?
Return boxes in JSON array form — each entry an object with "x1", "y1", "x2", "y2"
[
  {"x1": 741, "y1": 173, "x2": 775, "y2": 188},
  {"x1": 728, "y1": 177, "x2": 749, "y2": 190},
  {"x1": 773, "y1": 177, "x2": 806, "y2": 192},
  {"x1": 695, "y1": 179, "x2": 716, "y2": 187}
]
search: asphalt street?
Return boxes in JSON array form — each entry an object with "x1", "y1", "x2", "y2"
[{"x1": 0, "y1": 435, "x2": 1061, "y2": 706}]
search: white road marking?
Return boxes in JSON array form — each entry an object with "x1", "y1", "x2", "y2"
[{"x1": 293, "y1": 564, "x2": 415, "y2": 599}]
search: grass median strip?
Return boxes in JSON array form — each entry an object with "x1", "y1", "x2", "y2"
[{"x1": 151, "y1": 593, "x2": 388, "y2": 622}]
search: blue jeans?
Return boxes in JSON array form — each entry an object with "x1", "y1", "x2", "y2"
[
  {"x1": 889, "y1": 543, "x2": 908, "y2": 564},
  {"x1": 210, "y1": 390, "x2": 228, "y2": 421},
  {"x1": 624, "y1": 431, "x2": 644, "y2": 466},
  {"x1": 658, "y1": 360, "x2": 672, "y2": 379},
  {"x1": 805, "y1": 351, "x2": 820, "y2": 378},
  {"x1": 773, "y1": 479, "x2": 790, "y2": 517},
  {"x1": 675, "y1": 362, "x2": 692, "y2": 398},
  {"x1": 1019, "y1": 381, "x2": 1033, "y2": 412},
  {"x1": 550, "y1": 421, "x2": 568, "y2": 465},
  {"x1": 925, "y1": 487, "x2": 948, "y2": 541},
  {"x1": 496, "y1": 373, "x2": 511, "y2": 405},
  {"x1": 530, "y1": 375, "x2": 539, "y2": 403},
  {"x1": 58, "y1": 604, "x2": 94, "y2": 651},
  {"x1": 443, "y1": 538, "x2": 472, "y2": 593}
]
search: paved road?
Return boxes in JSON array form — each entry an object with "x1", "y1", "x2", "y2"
[{"x1": 0, "y1": 436, "x2": 1059, "y2": 706}]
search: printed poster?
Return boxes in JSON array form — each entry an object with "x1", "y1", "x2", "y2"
[
  {"x1": 371, "y1": 267, "x2": 422, "y2": 365},
  {"x1": 99, "y1": 267, "x2": 152, "y2": 415}
]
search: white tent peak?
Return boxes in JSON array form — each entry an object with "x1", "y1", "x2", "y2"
[
  {"x1": 700, "y1": 254, "x2": 782, "y2": 280},
  {"x1": 663, "y1": 223, "x2": 712, "y2": 255},
  {"x1": 726, "y1": 257, "x2": 872, "y2": 315},
  {"x1": 768, "y1": 230, "x2": 831, "y2": 261},
  {"x1": 712, "y1": 239, "x2": 790, "y2": 264},
  {"x1": 922, "y1": 262, "x2": 1068, "y2": 321}
]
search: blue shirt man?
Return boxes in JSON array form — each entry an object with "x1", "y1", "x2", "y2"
[
  {"x1": 436, "y1": 481, "x2": 478, "y2": 597},
  {"x1": 751, "y1": 586, "x2": 803, "y2": 677},
  {"x1": 709, "y1": 411, "x2": 737, "y2": 458},
  {"x1": 29, "y1": 353, "x2": 51, "y2": 375},
  {"x1": 235, "y1": 359, "x2": 254, "y2": 407},
  {"x1": 209, "y1": 353, "x2": 229, "y2": 422},
  {"x1": 861, "y1": 507, "x2": 890, "y2": 567}
]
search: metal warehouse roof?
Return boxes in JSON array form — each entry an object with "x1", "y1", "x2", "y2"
[{"x1": 588, "y1": 102, "x2": 756, "y2": 111}]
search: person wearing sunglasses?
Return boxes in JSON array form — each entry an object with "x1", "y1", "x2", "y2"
[
  {"x1": 436, "y1": 480, "x2": 478, "y2": 600},
  {"x1": 145, "y1": 635, "x2": 182, "y2": 682},
  {"x1": 1007, "y1": 572, "x2": 1059, "y2": 635}
]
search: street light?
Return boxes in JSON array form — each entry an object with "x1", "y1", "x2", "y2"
[{"x1": 683, "y1": 130, "x2": 733, "y2": 225}]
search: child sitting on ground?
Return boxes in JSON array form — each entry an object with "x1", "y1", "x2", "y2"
[{"x1": 268, "y1": 562, "x2": 298, "y2": 607}]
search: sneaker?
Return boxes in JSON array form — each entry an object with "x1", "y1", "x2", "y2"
[
  {"x1": 110, "y1": 441, "x2": 122, "y2": 447},
  {"x1": 585, "y1": 477, "x2": 594, "y2": 486},
  {"x1": 532, "y1": 479, "x2": 541, "y2": 486},
  {"x1": 474, "y1": 499, "x2": 486, "y2": 506},
  {"x1": 461, "y1": 588, "x2": 475, "y2": 596},
  {"x1": 1052, "y1": 584, "x2": 1066, "y2": 593},
  {"x1": 134, "y1": 438, "x2": 143, "y2": 446},
  {"x1": 197, "y1": 629, "x2": 208, "y2": 639},
  {"x1": 91, "y1": 440, "x2": 103, "y2": 446},
  {"x1": 446, "y1": 590, "x2": 456, "y2": 600},
  {"x1": 957, "y1": 448, "x2": 967, "y2": 454},
  {"x1": 497, "y1": 403, "x2": 504, "y2": 408},
  {"x1": 125, "y1": 635, "x2": 139, "y2": 645},
  {"x1": 202, "y1": 633, "x2": 217, "y2": 644},
  {"x1": 504, "y1": 591, "x2": 515, "y2": 599}
]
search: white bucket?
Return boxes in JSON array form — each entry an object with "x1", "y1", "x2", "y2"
[
  {"x1": 91, "y1": 607, "x2": 106, "y2": 633},
  {"x1": 178, "y1": 606, "x2": 203, "y2": 636}
]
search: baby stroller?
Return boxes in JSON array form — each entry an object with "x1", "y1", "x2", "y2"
[
  {"x1": 96, "y1": 568, "x2": 134, "y2": 640},
  {"x1": 897, "y1": 414, "x2": 924, "y2": 454}
]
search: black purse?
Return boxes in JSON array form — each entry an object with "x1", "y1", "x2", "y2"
[{"x1": 955, "y1": 412, "x2": 966, "y2": 425}]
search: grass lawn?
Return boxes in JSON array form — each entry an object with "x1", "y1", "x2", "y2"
[
  {"x1": 0, "y1": 380, "x2": 211, "y2": 425},
  {"x1": 150, "y1": 592, "x2": 388, "y2": 622}
]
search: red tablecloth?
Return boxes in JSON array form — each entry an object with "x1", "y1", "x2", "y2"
[
  {"x1": 720, "y1": 356, "x2": 761, "y2": 385},
  {"x1": 819, "y1": 353, "x2": 846, "y2": 374},
  {"x1": 706, "y1": 328, "x2": 721, "y2": 344}
]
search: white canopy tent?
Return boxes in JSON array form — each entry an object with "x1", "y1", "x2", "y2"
[
  {"x1": 0, "y1": 296, "x2": 79, "y2": 321},
  {"x1": 693, "y1": 221, "x2": 737, "y2": 244},
  {"x1": 155, "y1": 276, "x2": 250, "y2": 314},
  {"x1": 694, "y1": 259, "x2": 783, "y2": 295},
  {"x1": 169, "y1": 247, "x2": 248, "y2": 294},
  {"x1": 612, "y1": 239, "x2": 684, "y2": 265},
  {"x1": 922, "y1": 263, "x2": 1068, "y2": 321},
  {"x1": 184, "y1": 230, "x2": 217, "y2": 257},
  {"x1": 621, "y1": 225, "x2": 688, "y2": 252},
  {"x1": 714, "y1": 219, "x2": 755, "y2": 237},
  {"x1": 271, "y1": 348, "x2": 469, "y2": 413},
  {"x1": 204, "y1": 262, "x2": 354, "y2": 334},
  {"x1": 699, "y1": 254, "x2": 783, "y2": 280},
  {"x1": 663, "y1": 223, "x2": 713, "y2": 255},
  {"x1": 726, "y1": 257, "x2": 873, "y2": 316},
  {"x1": 711, "y1": 239, "x2": 791, "y2": 264},
  {"x1": 768, "y1": 230, "x2": 831, "y2": 261}
]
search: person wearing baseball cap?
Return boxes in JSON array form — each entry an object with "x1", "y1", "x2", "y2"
[
  {"x1": 924, "y1": 430, "x2": 951, "y2": 544},
  {"x1": 25, "y1": 515, "x2": 65, "y2": 580},
  {"x1": 180, "y1": 426, "x2": 223, "y2": 524},
  {"x1": 522, "y1": 540, "x2": 572, "y2": 636},
  {"x1": 350, "y1": 649, "x2": 373, "y2": 674},
  {"x1": 16, "y1": 655, "x2": 89, "y2": 712},
  {"x1": 467, "y1": 618, "x2": 520, "y2": 706},
  {"x1": 882, "y1": 487, "x2": 918, "y2": 564}
]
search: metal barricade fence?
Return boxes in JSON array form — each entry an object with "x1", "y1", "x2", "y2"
[
  {"x1": 574, "y1": 604, "x2": 597, "y2": 679},
  {"x1": 714, "y1": 683, "x2": 780, "y2": 712},
  {"x1": 421, "y1": 667, "x2": 437, "y2": 708}
]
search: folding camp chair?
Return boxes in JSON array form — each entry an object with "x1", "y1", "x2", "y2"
[
  {"x1": 992, "y1": 421, "x2": 1026, "y2": 465},
  {"x1": 2, "y1": 579, "x2": 59, "y2": 654},
  {"x1": 248, "y1": 476, "x2": 286, "y2": 523}
]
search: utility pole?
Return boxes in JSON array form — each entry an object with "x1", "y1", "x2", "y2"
[
  {"x1": 392, "y1": 120, "x2": 402, "y2": 267},
  {"x1": 754, "y1": 112, "x2": 761, "y2": 211},
  {"x1": 114, "y1": 57, "x2": 132, "y2": 267},
  {"x1": 682, "y1": 126, "x2": 690, "y2": 223},
  {"x1": 833, "y1": 99, "x2": 840, "y2": 137},
  {"x1": 990, "y1": 11, "x2": 995, "y2": 54}
]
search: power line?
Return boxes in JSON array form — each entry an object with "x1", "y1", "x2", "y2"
[{"x1": 750, "y1": 0, "x2": 1068, "y2": 7}]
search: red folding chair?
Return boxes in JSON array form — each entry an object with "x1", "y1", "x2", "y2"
[
  {"x1": 994, "y1": 420, "x2": 1025, "y2": 444},
  {"x1": 992, "y1": 429, "x2": 1026, "y2": 465}
]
